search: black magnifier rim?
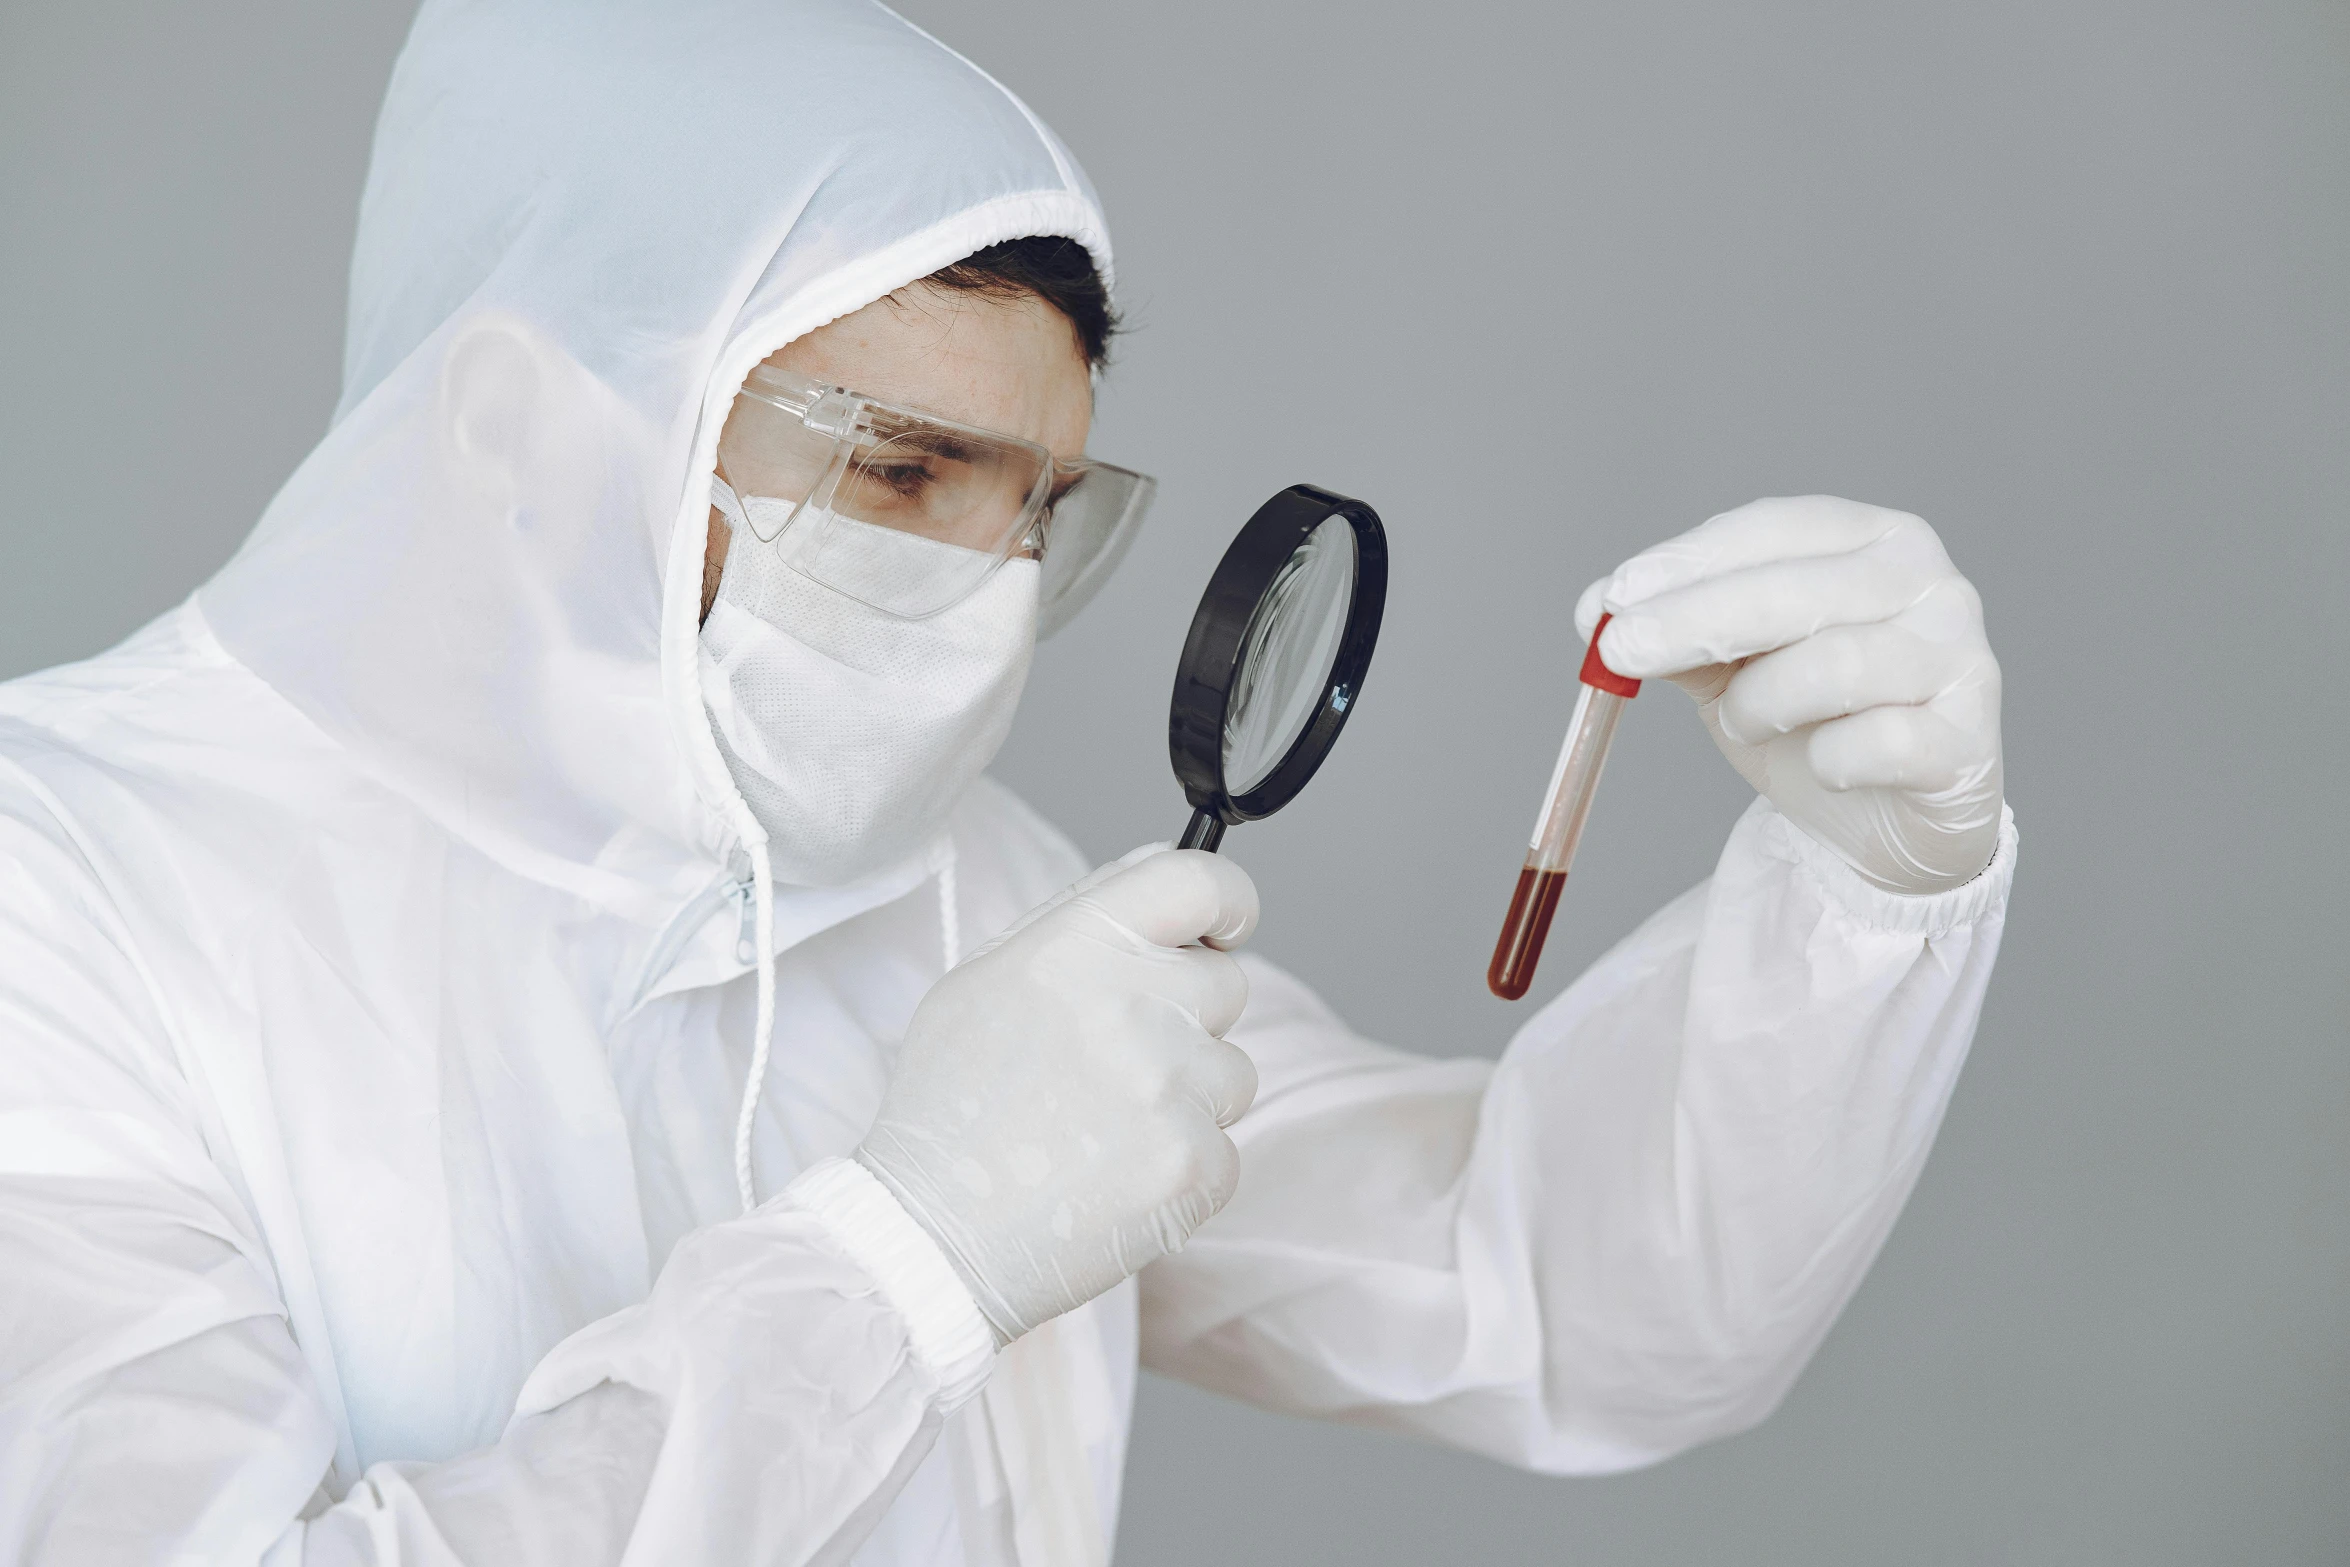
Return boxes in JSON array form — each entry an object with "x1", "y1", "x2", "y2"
[{"x1": 1169, "y1": 483, "x2": 1387, "y2": 827}]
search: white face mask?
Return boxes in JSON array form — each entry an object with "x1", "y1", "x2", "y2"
[{"x1": 698, "y1": 485, "x2": 1038, "y2": 886}]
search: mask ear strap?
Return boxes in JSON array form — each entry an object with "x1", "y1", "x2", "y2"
[{"x1": 708, "y1": 473, "x2": 749, "y2": 528}]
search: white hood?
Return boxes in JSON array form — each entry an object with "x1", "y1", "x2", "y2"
[{"x1": 200, "y1": 0, "x2": 1110, "y2": 917}]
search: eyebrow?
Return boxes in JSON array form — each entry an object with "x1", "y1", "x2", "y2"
[{"x1": 874, "y1": 428, "x2": 980, "y2": 463}]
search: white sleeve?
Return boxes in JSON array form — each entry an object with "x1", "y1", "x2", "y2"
[
  {"x1": 1139, "y1": 798, "x2": 2018, "y2": 1474},
  {"x1": 282, "y1": 1159, "x2": 992, "y2": 1567},
  {"x1": 0, "y1": 799, "x2": 992, "y2": 1566}
]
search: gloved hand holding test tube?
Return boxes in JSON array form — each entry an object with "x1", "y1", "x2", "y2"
[{"x1": 1487, "y1": 612, "x2": 1641, "y2": 1000}]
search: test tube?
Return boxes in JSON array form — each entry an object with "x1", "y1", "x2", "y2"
[{"x1": 1487, "y1": 612, "x2": 1642, "y2": 1000}]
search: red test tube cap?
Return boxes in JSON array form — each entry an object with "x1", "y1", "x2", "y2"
[{"x1": 1579, "y1": 612, "x2": 1642, "y2": 698}]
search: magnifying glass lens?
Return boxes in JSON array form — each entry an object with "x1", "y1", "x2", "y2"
[
  {"x1": 1223, "y1": 516, "x2": 1357, "y2": 793},
  {"x1": 1168, "y1": 484, "x2": 1386, "y2": 854}
]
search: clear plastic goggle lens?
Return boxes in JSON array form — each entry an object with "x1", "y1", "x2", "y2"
[
  {"x1": 1036, "y1": 465, "x2": 1155, "y2": 637},
  {"x1": 831, "y1": 425, "x2": 1046, "y2": 554},
  {"x1": 718, "y1": 370, "x2": 1153, "y2": 628}
]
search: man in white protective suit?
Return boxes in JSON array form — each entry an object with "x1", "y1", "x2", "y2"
[{"x1": 0, "y1": 3, "x2": 2017, "y2": 1564}]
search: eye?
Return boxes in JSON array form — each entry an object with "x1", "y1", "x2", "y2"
[{"x1": 861, "y1": 459, "x2": 936, "y2": 499}]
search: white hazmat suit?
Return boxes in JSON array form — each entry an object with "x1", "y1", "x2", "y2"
[{"x1": 0, "y1": 2, "x2": 2017, "y2": 1564}]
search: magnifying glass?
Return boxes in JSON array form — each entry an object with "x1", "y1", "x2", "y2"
[{"x1": 1169, "y1": 484, "x2": 1388, "y2": 852}]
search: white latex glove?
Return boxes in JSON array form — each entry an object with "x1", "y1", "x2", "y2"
[
  {"x1": 1575, "y1": 495, "x2": 2004, "y2": 894},
  {"x1": 857, "y1": 846, "x2": 1261, "y2": 1345}
]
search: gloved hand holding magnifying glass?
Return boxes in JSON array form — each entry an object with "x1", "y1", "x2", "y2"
[{"x1": 856, "y1": 483, "x2": 1390, "y2": 1342}]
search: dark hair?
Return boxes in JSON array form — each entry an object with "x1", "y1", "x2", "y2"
[{"x1": 923, "y1": 235, "x2": 1119, "y2": 370}]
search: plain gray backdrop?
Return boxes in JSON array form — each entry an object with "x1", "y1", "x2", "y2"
[{"x1": 5, "y1": 1, "x2": 2346, "y2": 1561}]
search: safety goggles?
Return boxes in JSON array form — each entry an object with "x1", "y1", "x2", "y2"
[{"x1": 714, "y1": 363, "x2": 1155, "y2": 633}]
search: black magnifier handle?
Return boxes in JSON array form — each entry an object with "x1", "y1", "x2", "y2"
[{"x1": 1178, "y1": 810, "x2": 1226, "y2": 853}]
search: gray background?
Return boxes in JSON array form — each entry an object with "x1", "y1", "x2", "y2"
[{"x1": 5, "y1": 1, "x2": 2345, "y2": 1561}]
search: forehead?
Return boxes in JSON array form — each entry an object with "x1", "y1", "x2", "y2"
[{"x1": 759, "y1": 284, "x2": 1093, "y2": 461}]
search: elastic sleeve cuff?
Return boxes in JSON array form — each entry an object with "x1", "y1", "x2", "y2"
[
  {"x1": 778, "y1": 1157, "x2": 995, "y2": 1410},
  {"x1": 1754, "y1": 799, "x2": 2020, "y2": 937}
]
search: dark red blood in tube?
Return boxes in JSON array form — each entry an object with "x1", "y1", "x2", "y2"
[{"x1": 1486, "y1": 864, "x2": 1569, "y2": 1001}]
